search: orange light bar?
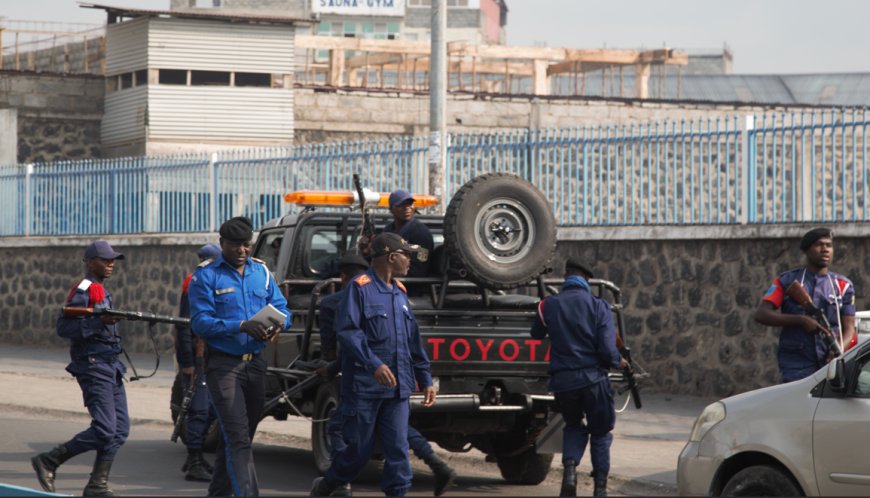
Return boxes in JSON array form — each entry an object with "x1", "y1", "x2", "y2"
[{"x1": 285, "y1": 190, "x2": 440, "y2": 208}]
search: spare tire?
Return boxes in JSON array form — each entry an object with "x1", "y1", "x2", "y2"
[{"x1": 444, "y1": 173, "x2": 556, "y2": 290}]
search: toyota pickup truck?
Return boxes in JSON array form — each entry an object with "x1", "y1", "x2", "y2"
[{"x1": 247, "y1": 173, "x2": 639, "y2": 484}]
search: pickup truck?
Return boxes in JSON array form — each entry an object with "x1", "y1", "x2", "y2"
[{"x1": 174, "y1": 173, "x2": 640, "y2": 485}]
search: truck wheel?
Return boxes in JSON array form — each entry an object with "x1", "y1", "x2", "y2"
[
  {"x1": 721, "y1": 465, "x2": 803, "y2": 496},
  {"x1": 312, "y1": 381, "x2": 340, "y2": 474},
  {"x1": 444, "y1": 173, "x2": 557, "y2": 290},
  {"x1": 496, "y1": 449, "x2": 554, "y2": 485}
]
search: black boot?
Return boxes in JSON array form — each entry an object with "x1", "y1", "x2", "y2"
[
  {"x1": 184, "y1": 449, "x2": 213, "y2": 482},
  {"x1": 593, "y1": 472, "x2": 608, "y2": 498},
  {"x1": 310, "y1": 476, "x2": 352, "y2": 497},
  {"x1": 31, "y1": 444, "x2": 72, "y2": 493},
  {"x1": 422, "y1": 452, "x2": 456, "y2": 496},
  {"x1": 559, "y1": 460, "x2": 577, "y2": 497},
  {"x1": 82, "y1": 460, "x2": 114, "y2": 496}
]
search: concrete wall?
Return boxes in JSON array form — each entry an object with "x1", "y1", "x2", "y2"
[
  {"x1": 0, "y1": 72, "x2": 104, "y2": 163},
  {"x1": 1, "y1": 224, "x2": 866, "y2": 398},
  {"x1": 0, "y1": 109, "x2": 17, "y2": 165}
]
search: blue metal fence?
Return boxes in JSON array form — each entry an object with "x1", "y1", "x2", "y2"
[{"x1": 0, "y1": 108, "x2": 867, "y2": 236}]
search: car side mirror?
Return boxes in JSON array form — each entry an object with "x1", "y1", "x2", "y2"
[{"x1": 827, "y1": 358, "x2": 846, "y2": 391}]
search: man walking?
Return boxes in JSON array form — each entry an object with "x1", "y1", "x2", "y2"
[
  {"x1": 530, "y1": 259, "x2": 625, "y2": 497},
  {"x1": 188, "y1": 217, "x2": 291, "y2": 496},
  {"x1": 32, "y1": 240, "x2": 128, "y2": 496}
]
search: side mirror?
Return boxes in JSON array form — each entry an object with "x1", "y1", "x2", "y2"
[{"x1": 827, "y1": 358, "x2": 846, "y2": 391}]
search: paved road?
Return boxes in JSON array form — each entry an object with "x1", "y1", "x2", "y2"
[{"x1": 0, "y1": 344, "x2": 716, "y2": 496}]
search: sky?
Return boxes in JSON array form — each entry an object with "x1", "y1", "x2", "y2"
[{"x1": 2, "y1": 0, "x2": 868, "y2": 75}]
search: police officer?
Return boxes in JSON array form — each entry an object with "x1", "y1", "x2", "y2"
[
  {"x1": 754, "y1": 227, "x2": 857, "y2": 383},
  {"x1": 175, "y1": 243, "x2": 221, "y2": 482},
  {"x1": 383, "y1": 189, "x2": 434, "y2": 278},
  {"x1": 311, "y1": 232, "x2": 436, "y2": 497},
  {"x1": 317, "y1": 252, "x2": 456, "y2": 496},
  {"x1": 188, "y1": 217, "x2": 291, "y2": 497},
  {"x1": 530, "y1": 259, "x2": 625, "y2": 498},
  {"x1": 32, "y1": 240, "x2": 128, "y2": 496}
]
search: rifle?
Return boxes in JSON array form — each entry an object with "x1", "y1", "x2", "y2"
[
  {"x1": 784, "y1": 280, "x2": 844, "y2": 356},
  {"x1": 62, "y1": 306, "x2": 189, "y2": 381},
  {"x1": 615, "y1": 333, "x2": 642, "y2": 409},
  {"x1": 62, "y1": 306, "x2": 191, "y2": 327},
  {"x1": 352, "y1": 173, "x2": 375, "y2": 254},
  {"x1": 171, "y1": 337, "x2": 205, "y2": 443}
]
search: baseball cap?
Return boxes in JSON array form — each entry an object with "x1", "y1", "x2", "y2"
[
  {"x1": 370, "y1": 232, "x2": 419, "y2": 258},
  {"x1": 84, "y1": 240, "x2": 125, "y2": 260},
  {"x1": 388, "y1": 189, "x2": 415, "y2": 208}
]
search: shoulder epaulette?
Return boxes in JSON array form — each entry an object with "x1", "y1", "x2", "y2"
[
  {"x1": 197, "y1": 258, "x2": 213, "y2": 268},
  {"x1": 77, "y1": 278, "x2": 93, "y2": 291},
  {"x1": 354, "y1": 274, "x2": 372, "y2": 287},
  {"x1": 395, "y1": 279, "x2": 407, "y2": 293},
  {"x1": 251, "y1": 257, "x2": 267, "y2": 265}
]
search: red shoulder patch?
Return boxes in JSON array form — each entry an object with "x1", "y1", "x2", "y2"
[
  {"x1": 181, "y1": 273, "x2": 193, "y2": 295},
  {"x1": 354, "y1": 274, "x2": 372, "y2": 287},
  {"x1": 395, "y1": 279, "x2": 407, "y2": 293},
  {"x1": 88, "y1": 282, "x2": 105, "y2": 307}
]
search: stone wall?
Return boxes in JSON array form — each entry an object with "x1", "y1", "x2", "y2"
[
  {"x1": 0, "y1": 71, "x2": 104, "y2": 163},
  {"x1": 1, "y1": 226, "x2": 866, "y2": 398}
]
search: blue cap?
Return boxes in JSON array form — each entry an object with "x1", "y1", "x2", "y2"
[
  {"x1": 388, "y1": 189, "x2": 414, "y2": 208},
  {"x1": 84, "y1": 240, "x2": 124, "y2": 260},
  {"x1": 197, "y1": 243, "x2": 222, "y2": 261}
]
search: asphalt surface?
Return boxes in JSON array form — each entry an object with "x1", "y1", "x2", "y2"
[{"x1": 0, "y1": 344, "x2": 718, "y2": 496}]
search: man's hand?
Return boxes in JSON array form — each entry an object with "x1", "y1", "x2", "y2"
[
  {"x1": 619, "y1": 357, "x2": 630, "y2": 370},
  {"x1": 798, "y1": 315, "x2": 823, "y2": 334},
  {"x1": 266, "y1": 317, "x2": 283, "y2": 343},
  {"x1": 315, "y1": 367, "x2": 330, "y2": 378},
  {"x1": 374, "y1": 364, "x2": 397, "y2": 387},
  {"x1": 421, "y1": 386, "x2": 436, "y2": 407},
  {"x1": 240, "y1": 320, "x2": 272, "y2": 341}
]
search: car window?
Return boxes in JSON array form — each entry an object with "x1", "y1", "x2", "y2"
[
  {"x1": 855, "y1": 357, "x2": 870, "y2": 396},
  {"x1": 307, "y1": 228, "x2": 343, "y2": 277},
  {"x1": 253, "y1": 231, "x2": 283, "y2": 274}
]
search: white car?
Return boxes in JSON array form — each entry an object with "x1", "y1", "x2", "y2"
[{"x1": 677, "y1": 311, "x2": 870, "y2": 496}]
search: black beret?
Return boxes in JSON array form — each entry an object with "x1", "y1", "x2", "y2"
[
  {"x1": 800, "y1": 227, "x2": 833, "y2": 251},
  {"x1": 338, "y1": 252, "x2": 370, "y2": 271},
  {"x1": 565, "y1": 258, "x2": 595, "y2": 279},
  {"x1": 219, "y1": 216, "x2": 254, "y2": 242}
]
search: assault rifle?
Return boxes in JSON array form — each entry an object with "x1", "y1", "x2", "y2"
[
  {"x1": 171, "y1": 337, "x2": 205, "y2": 443},
  {"x1": 62, "y1": 307, "x2": 190, "y2": 327},
  {"x1": 615, "y1": 333, "x2": 642, "y2": 409},
  {"x1": 784, "y1": 281, "x2": 844, "y2": 356},
  {"x1": 62, "y1": 306, "x2": 189, "y2": 380},
  {"x1": 353, "y1": 173, "x2": 375, "y2": 254}
]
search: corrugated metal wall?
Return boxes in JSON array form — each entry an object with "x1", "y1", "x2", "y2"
[
  {"x1": 148, "y1": 18, "x2": 295, "y2": 73},
  {"x1": 103, "y1": 86, "x2": 148, "y2": 146},
  {"x1": 106, "y1": 17, "x2": 148, "y2": 75},
  {"x1": 147, "y1": 86, "x2": 293, "y2": 141}
]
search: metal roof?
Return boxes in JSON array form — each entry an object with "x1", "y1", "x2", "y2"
[{"x1": 79, "y1": 2, "x2": 316, "y2": 25}]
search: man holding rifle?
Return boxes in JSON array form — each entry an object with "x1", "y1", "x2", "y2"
[
  {"x1": 530, "y1": 259, "x2": 627, "y2": 498},
  {"x1": 32, "y1": 240, "x2": 128, "y2": 496},
  {"x1": 173, "y1": 243, "x2": 222, "y2": 482},
  {"x1": 755, "y1": 227, "x2": 857, "y2": 383}
]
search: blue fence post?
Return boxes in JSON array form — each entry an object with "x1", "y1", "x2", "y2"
[
  {"x1": 740, "y1": 115, "x2": 756, "y2": 224},
  {"x1": 209, "y1": 152, "x2": 218, "y2": 232},
  {"x1": 24, "y1": 163, "x2": 33, "y2": 237}
]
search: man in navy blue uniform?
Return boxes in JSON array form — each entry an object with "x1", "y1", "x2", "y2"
[
  {"x1": 188, "y1": 217, "x2": 291, "y2": 497},
  {"x1": 531, "y1": 259, "x2": 625, "y2": 498},
  {"x1": 383, "y1": 189, "x2": 434, "y2": 278},
  {"x1": 316, "y1": 252, "x2": 456, "y2": 496},
  {"x1": 174, "y1": 243, "x2": 221, "y2": 482},
  {"x1": 754, "y1": 227, "x2": 857, "y2": 383},
  {"x1": 311, "y1": 232, "x2": 436, "y2": 497},
  {"x1": 32, "y1": 240, "x2": 128, "y2": 496}
]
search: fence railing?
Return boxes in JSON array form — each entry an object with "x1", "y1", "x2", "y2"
[{"x1": 0, "y1": 108, "x2": 867, "y2": 236}]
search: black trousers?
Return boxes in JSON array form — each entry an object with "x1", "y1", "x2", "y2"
[{"x1": 206, "y1": 350, "x2": 266, "y2": 497}]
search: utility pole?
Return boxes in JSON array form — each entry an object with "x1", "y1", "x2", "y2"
[{"x1": 428, "y1": 0, "x2": 447, "y2": 212}]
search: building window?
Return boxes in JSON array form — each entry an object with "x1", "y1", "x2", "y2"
[
  {"x1": 134, "y1": 69, "x2": 147, "y2": 86},
  {"x1": 191, "y1": 70, "x2": 231, "y2": 86},
  {"x1": 119, "y1": 72, "x2": 133, "y2": 90},
  {"x1": 235, "y1": 72, "x2": 271, "y2": 87},
  {"x1": 159, "y1": 69, "x2": 187, "y2": 85}
]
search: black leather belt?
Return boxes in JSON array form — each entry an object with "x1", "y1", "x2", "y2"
[{"x1": 209, "y1": 348, "x2": 258, "y2": 362}]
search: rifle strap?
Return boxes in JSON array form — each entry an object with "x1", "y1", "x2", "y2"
[{"x1": 124, "y1": 322, "x2": 161, "y2": 382}]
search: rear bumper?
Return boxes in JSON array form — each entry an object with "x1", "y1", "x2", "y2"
[{"x1": 409, "y1": 393, "x2": 555, "y2": 413}]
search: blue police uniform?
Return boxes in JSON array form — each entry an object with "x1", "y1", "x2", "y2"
[
  {"x1": 383, "y1": 219, "x2": 434, "y2": 278},
  {"x1": 188, "y1": 256, "x2": 291, "y2": 497},
  {"x1": 762, "y1": 268, "x2": 856, "y2": 382},
  {"x1": 531, "y1": 276, "x2": 621, "y2": 482},
  {"x1": 324, "y1": 269, "x2": 432, "y2": 496},
  {"x1": 56, "y1": 274, "x2": 130, "y2": 462},
  {"x1": 319, "y1": 290, "x2": 343, "y2": 359},
  {"x1": 175, "y1": 273, "x2": 216, "y2": 465}
]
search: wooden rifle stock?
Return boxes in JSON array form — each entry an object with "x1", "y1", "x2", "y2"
[{"x1": 784, "y1": 280, "x2": 842, "y2": 356}]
